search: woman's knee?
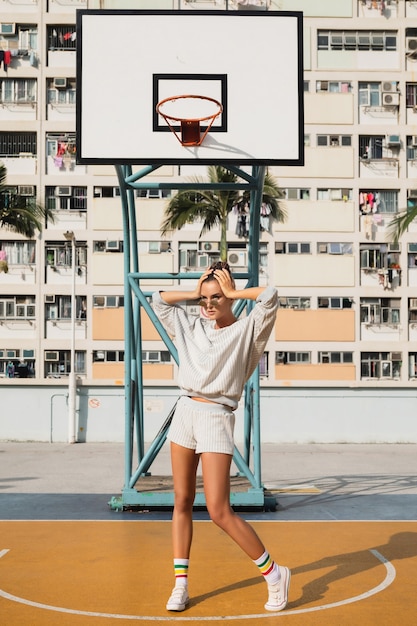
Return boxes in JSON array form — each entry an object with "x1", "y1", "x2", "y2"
[
  {"x1": 174, "y1": 490, "x2": 195, "y2": 513},
  {"x1": 207, "y1": 502, "x2": 234, "y2": 529}
]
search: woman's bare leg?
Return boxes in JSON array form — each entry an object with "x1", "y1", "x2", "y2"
[
  {"x1": 171, "y1": 442, "x2": 200, "y2": 557},
  {"x1": 201, "y1": 452, "x2": 265, "y2": 560}
]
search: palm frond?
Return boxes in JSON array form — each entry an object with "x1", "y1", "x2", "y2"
[
  {"x1": 386, "y1": 208, "x2": 417, "y2": 243},
  {"x1": 0, "y1": 163, "x2": 54, "y2": 237}
]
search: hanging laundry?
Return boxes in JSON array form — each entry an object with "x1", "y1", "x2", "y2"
[{"x1": 3, "y1": 50, "x2": 11, "y2": 72}]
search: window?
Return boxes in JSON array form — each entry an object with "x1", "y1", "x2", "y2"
[
  {"x1": 283, "y1": 188, "x2": 310, "y2": 200},
  {"x1": 406, "y1": 136, "x2": 417, "y2": 162},
  {"x1": 359, "y1": 82, "x2": 382, "y2": 107},
  {"x1": 317, "y1": 243, "x2": 353, "y2": 255},
  {"x1": 0, "y1": 78, "x2": 36, "y2": 104},
  {"x1": 408, "y1": 244, "x2": 417, "y2": 269},
  {"x1": 360, "y1": 244, "x2": 400, "y2": 270},
  {"x1": 47, "y1": 78, "x2": 76, "y2": 106},
  {"x1": 361, "y1": 352, "x2": 401, "y2": 379},
  {"x1": 136, "y1": 189, "x2": 171, "y2": 199},
  {"x1": 93, "y1": 186, "x2": 120, "y2": 198},
  {"x1": 406, "y1": 83, "x2": 417, "y2": 108},
  {"x1": 408, "y1": 353, "x2": 417, "y2": 379},
  {"x1": 359, "y1": 135, "x2": 384, "y2": 160},
  {"x1": 0, "y1": 349, "x2": 35, "y2": 378},
  {"x1": 259, "y1": 353, "x2": 269, "y2": 377},
  {"x1": 316, "y1": 81, "x2": 352, "y2": 93},
  {"x1": 93, "y1": 240, "x2": 123, "y2": 253},
  {"x1": 93, "y1": 295, "x2": 124, "y2": 308},
  {"x1": 46, "y1": 242, "x2": 87, "y2": 268},
  {"x1": 0, "y1": 296, "x2": 35, "y2": 319},
  {"x1": 275, "y1": 351, "x2": 311, "y2": 364},
  {"x1": 318, "y1": 352, "x2": 353, "y2": 364},
  {"x1": 360, "y1": 298, "x2": 400, "y2": 324},
  {"x1": 45, "y1": 295, "x2": 86, "y2": 321},
  {"x1": 46, "y1": 133, "x2": 76, "y2": 169},
  {"x1": 0, "y1": 241, "x2": 35, "y2": 265},
  {"x1": 318, "y1": 31, "x2": 397, "y2": 52},
  {"x1": 46, "y1": 186, "x2": 87, "y2": 212},
  {"x1": 45, "y1": 350, "x2": 86, "y2": 378},
  {"x1": 359, "y1": 190, "x2": 398, "y2": 214},
  {"x1": 0, "y1": 132, "x2": 36, "y2": 156},
  {"x1": 141, "y1": 351, "x2": 171, "y2": 363},
  {"x1": 318, "y1": 297, "x2": 353, "y2": 309},
  {"x1": 317, "y1": 188, "x2": 352, "y2": 201},
  {"x1": 93, "y1": 350, "x2": 125, "y2": 363},
  {"x1": 0, "y1": 24, "x2": 38, "y2": 52},
  {"x1": 317, "y1": 135, "x2": 351, "y2": 147},
  {"x1": 47, "y1": 26, "x2": 76, "y2": 51},
  {"x1": 278, "y1": 297, "x2": 311, "y2": 309},
  {"x1": 275, "y1": 242, "x2": 311, "y2": 254}
]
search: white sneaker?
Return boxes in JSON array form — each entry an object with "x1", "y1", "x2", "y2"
[
  {"x1": 166, "y1": 585, "x2": 189, "y2": 611},
  {"x1": 264, "y1": 565, "x2": 291, "y2": 612}
]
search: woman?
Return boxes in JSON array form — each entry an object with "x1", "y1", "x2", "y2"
[{"x1": 152, "y1": 261, "x2": 290, "y2": 613}]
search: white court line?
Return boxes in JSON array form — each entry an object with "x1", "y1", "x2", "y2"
[
  {"x1": 0, "y1": 549, "x2": 10, "y2": 558},
  {"x1": 0, "y1": 549, "x2": 395, "y2": 621}
]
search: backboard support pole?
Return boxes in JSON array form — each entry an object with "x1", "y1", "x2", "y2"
[{"x1": 108, "y1": 164, "x2": 276, "y2": 513}]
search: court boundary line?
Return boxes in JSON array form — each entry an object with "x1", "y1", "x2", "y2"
[{"x1": 0, "y1": 549, "x2": 395, "y2": 621}]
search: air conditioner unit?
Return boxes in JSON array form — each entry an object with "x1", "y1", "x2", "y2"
[
  {"x1": 148, "y1": 242, "x2": 161, "y2": 253},
  {"x1": 18, "y1": 185, "x2": 35, "y2": 196},
  {"x1": 318, "y1": 244, "x2": 328, "y2": 253},
  {"x1": 408, "y1": 189, "x2": 417, "y2": 198},
  {"x1": 276, "y1": 352, "x2": 286, "y2": 363},
  {"x1": 106, "y1": 240, "x2": 120, "y2": 251},
  {"x1": 411, "y1": 136, "x2": 417, "y2": 147},
  {"x1": 45, "y1": 351, "x2": 59, "y2": 361},
  {"x1": 275, "y1": 242, "x2": 285, "y2": 253},
  {"x1": 53, "y1": 78, "x2": 67, "y2": 89},
  {"x1": 382, "y1": 81, "x2": 395, "y2": 92},
  {"x1": 388, "y1": 243, "x2": 400, "y2": 252},
  {"x1": 56, "y1": 186, "x2": 71, "y2": 196},
  {"x1": 227, "y1": 251, "x2": 247, "y2": 266},
  {"x1": 391, "y1": 352, "x2": 402, "y2": 362},
  {"x1": 407, "y1": 37, "x2": 417, "y2": 53},
  {"x1": 382, "y1": 92, "x2": 399, "y2": 106},
  {"x1": 199, "y1": 242, "x2": 219, "y2": 252},
  {"x1": 386, "y1": 134, "x2": 401, "y2": 146},
  {"x1": 44, "y1": 295, "x2": 55, "y2": 303},
  {"x1": 198, "y1": 254, "x2": 209, "y2": 268},
  {"x1": 0, "y1": 23, "x2": 16, "y2": 35},
  {"x1": 410, "y1": 299, "x2": 417, "y2": 309}
]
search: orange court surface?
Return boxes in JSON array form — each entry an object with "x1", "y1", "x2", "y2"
[{"x1": 0, "y1": 443, "x2": 416, "y2": 625}]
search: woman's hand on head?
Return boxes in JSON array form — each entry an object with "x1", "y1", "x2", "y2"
[
  {"x1": 213, "y1": 268, "x2": 236, "y2": 299},
  {"x1": 190, "y1": 268, "x2": 212, "y2": 300}
]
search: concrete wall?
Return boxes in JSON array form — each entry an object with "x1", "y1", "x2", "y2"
[{"x1": 0, "y1": 384, "x2": 416, "y2": 444}]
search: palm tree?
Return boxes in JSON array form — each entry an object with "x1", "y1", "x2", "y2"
[
  {"x1": 0, "y1": 163, "x2": 54, "y2": 238},
  {"x1": 161, "y1": 166, "x2": 286, "y2": 261}
]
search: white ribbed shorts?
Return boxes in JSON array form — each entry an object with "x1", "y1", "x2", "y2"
[{"x1": 167, "y1": 396, "x2": 235, "y2": 455}]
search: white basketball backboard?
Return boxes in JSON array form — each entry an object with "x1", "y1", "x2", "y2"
[{"x1": 76, "y1": 10, "x2": 304, "y2": 166}]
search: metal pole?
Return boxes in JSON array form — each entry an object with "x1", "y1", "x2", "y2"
[{"x1": 64, "y1": 230, "x2": 77, "y2": 444}]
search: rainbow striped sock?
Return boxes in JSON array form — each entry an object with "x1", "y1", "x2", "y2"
[
  {"x1": 174, "y1": 558, "x2": 189, "y2": 587},
  {"x1": 254, "y1": 551, "x2": 280, "y2": 585}
]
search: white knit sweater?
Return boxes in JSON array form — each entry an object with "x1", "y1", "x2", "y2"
[{"x1": 152, "y1": 287, "x2": 278, "y2": 410}]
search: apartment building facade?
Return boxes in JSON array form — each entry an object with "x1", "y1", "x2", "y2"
[{"x1": 1, "y1": 0, "x2": 416, "y2": 442}]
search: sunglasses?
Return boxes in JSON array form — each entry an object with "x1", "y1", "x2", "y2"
[{"x1": 198, "y1": 296, "x2": 222, "y2": 309}]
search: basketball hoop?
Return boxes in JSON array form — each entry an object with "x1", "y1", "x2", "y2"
[{"x1": 156, "y1": 94, "x2": 223, "y2": 147}]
